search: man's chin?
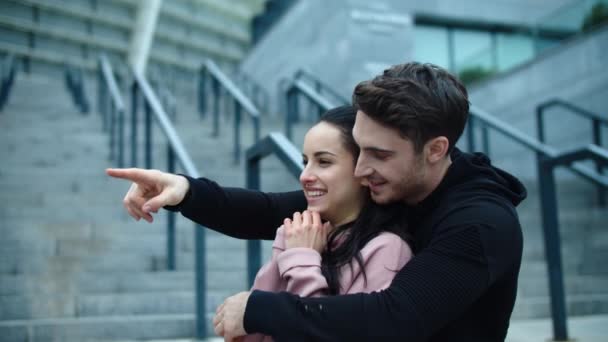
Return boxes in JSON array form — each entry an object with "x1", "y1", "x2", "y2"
[{"x1": 370, "y1": 191, "x2": 392, "y2": 204}]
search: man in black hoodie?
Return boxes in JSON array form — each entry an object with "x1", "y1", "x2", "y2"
[{"x1": 107, "y1": 62, "x2": 526, "y2": 341}]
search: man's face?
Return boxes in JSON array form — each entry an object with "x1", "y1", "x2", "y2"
[{"x1": 352, "y1": 110, "x2": 427, "y2": 205}]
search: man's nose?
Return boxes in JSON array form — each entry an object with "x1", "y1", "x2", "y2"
[{"x1": 354, "y1": 157, "x2": 372, "y2": 178}]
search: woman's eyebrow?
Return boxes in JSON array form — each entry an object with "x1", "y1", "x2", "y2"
[{"x1": 313, "y1": 151, "x2": 337, "y2": 157}]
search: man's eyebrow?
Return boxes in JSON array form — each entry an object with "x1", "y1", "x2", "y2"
[{"x1": 362, "y1": 147, "x2": 394, "y2": 154}]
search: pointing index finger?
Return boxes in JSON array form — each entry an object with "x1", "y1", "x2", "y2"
[{"x1": 106, "y1": 168, "x2": 157, "y2": 184}]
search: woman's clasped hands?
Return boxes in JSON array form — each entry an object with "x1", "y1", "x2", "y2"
[{"x1": 283, "y1": 210, "x2": 332, "y2": 253}]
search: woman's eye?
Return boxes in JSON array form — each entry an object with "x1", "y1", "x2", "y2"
[
  {"x1": 302, "y1": 159, "x2": 308, "y2": 166},
  {"x1": 319, "y1": 159, "x2": 331, "y2": 166}
]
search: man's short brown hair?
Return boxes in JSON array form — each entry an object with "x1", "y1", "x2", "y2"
[{"x1": 352, "y1": 62, "x2": 469, "y2": 154}]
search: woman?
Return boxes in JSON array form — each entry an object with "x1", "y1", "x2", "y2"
[{"x1": 241, "y1": 106, "x2": 413, "y2": 341}]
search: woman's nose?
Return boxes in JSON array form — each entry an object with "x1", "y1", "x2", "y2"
[{"x1": 300, "y1": 167, "x2": 316, "y2": 184}]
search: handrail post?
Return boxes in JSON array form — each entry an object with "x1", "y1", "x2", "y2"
[
  {"x1": 195, "y1": 225, "x2": 207, "y2": 338},
  {"x1": 118, "y1": 108, "x2": 125, "y2": 168},
  {"x1": 0, "y1": 56, "x2": 14, "y2": 111},
  {"x1": 286, "y1": 88, "x2": 297, "y2": 140},
  {"x1": 75, "y1": 69, "x2": 89, "y2": 114},
  {"x1": 481, "y1": 123, "x2": 490, "y2": 156},
  {"x1": 144, "y1": 99, "x2": 153, "y2": 169},
  {"x1": 212, "y1": 78, "x2": 220, "y2": 137},
  {"x1": 246, "y1": 155, "x2": 262, "y2": 286},
  {"x1": 314, "y1": 81, "x2": 323, "y2": 119},
  {"x1": 253, "y1": 116, "x2": 260, "y2": 143},
  {"x1": 537, "y1": 154, "x2": 569, "y2": 341},
  {"x1": 97, "y1": 60, "x2": 105, "y2": 122},
  {"x1": 224, "y1": 87, "x2": 232, "y2": 123},
  {"x1": 167, "y1": 146, "x2": 176, "y2": 271},
  {"x1": 536, "y1": 105, "x2": 546, "y2": 143},
  {"x1": 592, "y1": 119, "x2": 605, "y2": 206},
  {"x1": 467, "y1": 115, "x2": 476, "y2": 152},
  {"x1": 198, "y1": 67, "x2": 207, "y2": 119},
  {"x1": 234, "y1": 100, "x2": 242, "y2": 164},
  {"x1": 131, "y1": 82, "x2": 139, "y2": 167},
  {"x1": 109, "y1": 100, "x2": 116, "y2": 162}
]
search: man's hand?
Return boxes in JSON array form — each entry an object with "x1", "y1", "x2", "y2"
[
  {"x1": 106, "y1": 168, "x2": 190, "y2": 223},
  {"x1": 213, "y1": 291, "x2": 250, "y2": 341}
]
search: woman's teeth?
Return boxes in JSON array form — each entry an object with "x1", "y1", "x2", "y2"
[{"x1": 307, "y1": 190, "x2": 325, "y2": 197}]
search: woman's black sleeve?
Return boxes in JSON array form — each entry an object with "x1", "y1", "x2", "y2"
[{"x1": 170, "y1": 176, "x2": 307, "y2": 240}]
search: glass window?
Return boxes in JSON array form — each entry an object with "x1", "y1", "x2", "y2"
[
  {"x1": 413, "y1": 25, "x2": 449, "y2": 69},
  {"x1": 453, "y1": 29, "x2": 493, "y2": 73},
  {"x1": 535, "y1": 37, "x2": 563, "y2": 53},
  {"x1": 496, "y1": 33, "x2": 535, "y2": 70}
]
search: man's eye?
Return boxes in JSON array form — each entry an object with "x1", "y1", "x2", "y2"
[{"x1": 374, "y1": 153, "x2": 390, "y2": 160}]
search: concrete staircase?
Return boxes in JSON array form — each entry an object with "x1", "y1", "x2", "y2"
[
  {"x1": 0, "y1": 70, "x2": 294, "y2": 341},
  {"x1": 514, "y1": 198, "x2": 608, "y2": 319},
  {"x1": 0, "y1": 0, "x2": 268, "y2": 89}
]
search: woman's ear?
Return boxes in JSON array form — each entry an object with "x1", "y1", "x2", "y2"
[{"x1": 425, "y1": 136, "x2": 449, "y2": 164}]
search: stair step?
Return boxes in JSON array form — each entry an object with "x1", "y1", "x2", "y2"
[
  {"x1": 0, "y1": 270, "x2": 250, "y2": 296},
  {"x1": 512, "y1": 293, "x2": 608, "y2": 319},
  {"x1": 0, "y1": 290, "x2": 244, "y2": 321},
  {"x1": 0, "y1": 314, "x2": 197, "y2": 342}
]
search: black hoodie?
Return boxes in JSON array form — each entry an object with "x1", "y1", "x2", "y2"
[{"x1": 176, "y1": 148, "x2": 527, "y2": 341}]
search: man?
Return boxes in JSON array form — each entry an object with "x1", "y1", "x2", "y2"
[{"x1": 107, "y1": 62, "x2": 526, "y2": 341}]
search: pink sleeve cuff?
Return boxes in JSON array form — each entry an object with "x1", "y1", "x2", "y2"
[{"x1": 276, "y1": 248, "x2": 322, "y2": 276}]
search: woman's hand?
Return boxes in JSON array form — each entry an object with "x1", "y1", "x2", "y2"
[{"x1": 284, "y1": 210, "x2": 330, "y2": 253}]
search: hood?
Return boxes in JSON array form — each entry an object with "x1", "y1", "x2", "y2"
[{"x1": 414, "y1": 148, "x2": 527, "y2": 213}]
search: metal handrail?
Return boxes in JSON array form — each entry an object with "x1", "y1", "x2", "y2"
[
  {"x1": 235, "y1": 70, "x2": 270, "y2": 116},
  {"x1": 536, "y1": 143, "x2": 608, "y2": 341},
  {"x1": 470, "y1": 105, "x2": 556, "y2": 155},
  {"x1": 536, "y1": 98, "x2": 607, "y2": 204},
  {"x1": 128, "y1": 69, "x2": 207, "y2": 338},
  {"x1": 245, "y1": 132, "x2": 303, "y2": 285},
  {"x1": 199, "y1": 59, "x2": 261, "y2": 163},
  {"x1": 294, "y1": 68, "x2": 349, "y2": 104},
  {"x1": 537, "y1": 99, "x2": 607, "y2": 127},
  {"x1": 65, "y1": 63, "x2": 90, "y2": 114},
  {"x1": 285, "y1": 78, "x2": 340, "y2": 140},
  {"x1": 468, "y1": 104, "x2": 608, "y2": 341},
  {"x1": 281, "y1": 69, "x2": 349, "y2": 135},
  {"x1": 468, "y1": 105, "x2": 604, "y2": 183},
  {"x1": 0, "y1": 54, "x2": 17, "y2": 112},
  {"x1": 98, "y1": 55, "x2": 126, "y2": 167},
  {"x1": 132, "y1": 72, "x2": 199, "y2": 175}
]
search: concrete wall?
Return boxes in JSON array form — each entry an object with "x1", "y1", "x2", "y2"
[{"x1": 240, "y1": 0, "x2": 415, "y2": 116}]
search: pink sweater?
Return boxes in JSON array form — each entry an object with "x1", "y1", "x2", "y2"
[{"x1": 243, "y1": 227, "x2": 413, "y2": 342}]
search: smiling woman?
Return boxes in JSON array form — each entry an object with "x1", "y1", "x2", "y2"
[
  {"x1": 241, "y1": 105, "x2": 414, "y2": 342},
  {"x1": 300, "y1": 121, "x2": 364, "y2": 228}
]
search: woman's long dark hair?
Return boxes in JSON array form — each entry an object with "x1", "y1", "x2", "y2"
[{"x1": 316, "y1": 105, "x2": 412, "y2": 295}]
